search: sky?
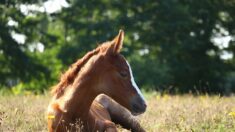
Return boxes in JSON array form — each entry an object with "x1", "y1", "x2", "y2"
[
  {"x1": 19, "y1": 0, "x2": 69, "y2": 14},
  {"x1": 10, "y1": 0, "x2": 69, "y2": 52}
]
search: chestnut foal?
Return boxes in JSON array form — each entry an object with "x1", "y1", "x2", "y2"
[{"x1": 47, "y1": 30, "x2": 147, "y2": 132}]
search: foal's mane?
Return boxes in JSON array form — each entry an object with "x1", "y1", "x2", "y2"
[{"x1": 51, "y1": 42, "x2": 111, "y2": 97}]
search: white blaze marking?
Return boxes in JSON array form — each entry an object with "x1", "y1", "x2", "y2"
[{"x1": 125, "y1": 60, "x2": 146, "y2": 102}]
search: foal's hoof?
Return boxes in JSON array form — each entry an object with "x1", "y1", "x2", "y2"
[
  {"x1": 104, "y1": 120, "x2": 117, "y2": 132},
  {"x1": 105, "y1": 127, "x2": 118, "y2": 132}
]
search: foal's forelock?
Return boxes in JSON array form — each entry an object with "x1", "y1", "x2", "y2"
[{"x1": 125, "y1": 60, "x2": 146, "y2": 102}]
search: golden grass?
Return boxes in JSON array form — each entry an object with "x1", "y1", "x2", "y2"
[
  {"x1": 141, "y1": 93, "x2": 235, "y2": 132},
  {"x1": 0, "y1": 95, "x2": 49, "y2": 132},
  {"x1": 0, "y1": 93, "x2": 234, "y2": 132}
]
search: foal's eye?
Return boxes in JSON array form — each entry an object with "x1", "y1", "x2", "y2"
[{"x1": 120, "y1": 71, "x2": 128, "y2": 78}]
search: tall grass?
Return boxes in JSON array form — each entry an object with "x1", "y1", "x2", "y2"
[{"x1": 0, "y1": 93, "x2": 234, "y2": 131}]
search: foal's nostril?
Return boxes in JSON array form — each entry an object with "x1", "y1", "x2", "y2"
[
  {"x1": 142, "y1": 102, "x2": 147, "y2": 110},
  {"x1": 141, "y1": 102, "x2": 147, "y2": 111}
]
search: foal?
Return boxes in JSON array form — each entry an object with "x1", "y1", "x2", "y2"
[{"x1": 47, "y1": 30, "x2": 147, "y2": 132}]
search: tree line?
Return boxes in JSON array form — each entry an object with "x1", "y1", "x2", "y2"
[{"x1": 1, "y1": 0, "x2": 235, "y2": 94}]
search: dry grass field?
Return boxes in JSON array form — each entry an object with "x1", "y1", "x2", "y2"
[{"x1": 0, "y1": 92, "x2": 234, "y2": 132}]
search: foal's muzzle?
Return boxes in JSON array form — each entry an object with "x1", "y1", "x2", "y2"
[{"x1": 130, "y1": 96, "x2": 147, "y2": 116}]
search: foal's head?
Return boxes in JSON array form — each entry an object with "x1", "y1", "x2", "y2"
[{"x1": 95, "y1": 30, "x2": 147, "y2": 115}]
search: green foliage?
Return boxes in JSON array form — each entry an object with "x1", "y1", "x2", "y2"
[{"x1": 1, "y1": 0, "x2": 235, "y2": 94}]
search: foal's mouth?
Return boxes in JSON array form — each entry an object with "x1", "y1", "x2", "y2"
[
  {"x1": 131, "y1": 111, "x2": 144, "y2": 116},
  {"x1": 131, "y1": 104, "x2": 147, "y2": 116},
  {"x1": 130, "y1": 96, "x2": 147, "y2": 116}
]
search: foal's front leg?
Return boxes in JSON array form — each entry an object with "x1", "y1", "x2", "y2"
[
  {"x1": 95, "y1": 94, "x2": 145, "y2": 132},
  {"x1": 104, "y1": 120, "x2": 118, "y2": 132}
]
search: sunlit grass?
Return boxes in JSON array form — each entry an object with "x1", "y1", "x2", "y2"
[
  {"x1": 0, "y1": 93, "x2": 234, "y2": 131},
  {"x1": 0, "y1": 94, "x2": 49, "y2": 132},
  {"x1": 140, "y1": 93, "x2": 235, "y2": 132}
]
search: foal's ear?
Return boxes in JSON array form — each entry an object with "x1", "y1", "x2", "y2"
[
  {"x1": 107, "y1": 30, "x2": 124, "y2": 55},
  {"x1": 113, "y1": 29, "x2": 124, "y2": 53}
]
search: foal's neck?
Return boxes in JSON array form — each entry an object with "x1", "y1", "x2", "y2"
[
  {"x1": 61, "y1": 75, "x2": 98, "y2": 119},
  {"x1": 59, "y1": 56, "x2": 101, "y2": 120}
]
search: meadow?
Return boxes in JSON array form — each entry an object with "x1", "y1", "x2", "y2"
[{"x1": 0, "y1": 92, "x2": 234, "y2": 132}]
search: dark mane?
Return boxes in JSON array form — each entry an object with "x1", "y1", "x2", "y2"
[{"x1": 51, "y1": 42, "x2": 112, "y2": 97}]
